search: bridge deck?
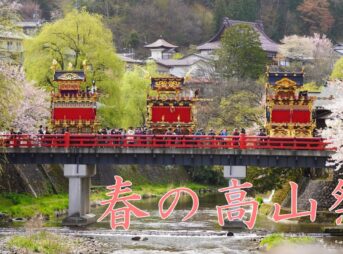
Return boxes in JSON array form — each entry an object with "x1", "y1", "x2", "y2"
[{"x1": 0, "y1": 134, "x2": 333, "y2": 167}]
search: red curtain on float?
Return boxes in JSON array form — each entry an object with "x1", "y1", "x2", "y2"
[
  {"x1": 272, "y1": 110, "x2": 291, "y2": 123},
  {"x1": 53, "y1": 108, "x2": 96, "y2": 120},
  {"x1": 151, "y1": 106, "x2": 192, "y2": 123},
  {"x1": 272, "y1": 110, "x2": 311, "y2": 123},
  {"x1": 292, "y1": 110, "x2": 311, "y2": 123}
]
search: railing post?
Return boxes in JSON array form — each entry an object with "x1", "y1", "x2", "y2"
[
  {"x1": 51, "y1": 136, "x2": 56, "y2": 147},
  {"x1": 240, "y1": 134, "x2": 246, "y2": 149},
  {"x1": 64, "y1": 132, "x2": 70, "y2": 148}
]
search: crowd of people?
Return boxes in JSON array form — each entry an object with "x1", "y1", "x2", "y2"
[
  {"x1": 94, "y1": 126, "x2": 268, "y2": 137},
  {"x1": 4, "y1": 125, "x2": 268, "y2": 137}
]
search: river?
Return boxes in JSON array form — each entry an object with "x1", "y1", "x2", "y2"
[
  {"x1": 1, "y1": 193, "x2": 343, "y2": 253},
  {"x1": 58, "y1": 193, "x2": 343, "y2": 253}
]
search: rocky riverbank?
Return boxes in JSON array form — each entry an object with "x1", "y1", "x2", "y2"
[
  {"x1": 0, "y1": 229, "x2": 342, "y2": 254},
  {"x1": 0, "y1": 231, "x2": 112, "y2": 254}
]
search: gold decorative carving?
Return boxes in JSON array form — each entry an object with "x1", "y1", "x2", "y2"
[{"x1": 58, "y1": 73, "x2": 83, "y2": 81}]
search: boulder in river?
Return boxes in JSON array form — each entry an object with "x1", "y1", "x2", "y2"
[
  {"x1": 227, "y1": 232, "x2": 234, "y2": 237},
  {"x1": 131, "y1": 236, "x2": 141, "y2": 241}
]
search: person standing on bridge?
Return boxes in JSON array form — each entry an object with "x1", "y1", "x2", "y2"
[
  {"x1": 240, "y1": 128, "x2": 247, "y2": 149},
  {"x1": 219, "y1": 129, "x2": 228, "y2": 146},
  {"x1": 45, "y1": 127, "x2": 51, "y2": 135},
  {"x1": 174, "y1": 125, "x2": 182, "y2": 135},
  {"x1": 232, "y1": 128, "x2": 240, "y2": 136},
  {"x1": 220, "y1": 129, "x2": 228, "y2": 136},
  {"x1": 195, "y1": 129, "x2": 204, "y2": 136},
  {"x1": 208, "y1": 129, "x2": 216, "y2": 136},
  {"x1": 232, "y1": 128, "x2": 240, "y2": 147},
  {"x1": 257, "y1": 129, "x2": 266, "y2": 136},
  {"x1": 38, "y1": 125, "x2": 44, "y2": 135},
  {"x1": 257, "y1": 128, "x2": 267, "y2": 147},
  {"x1": 127, "y1": 127, "x2": 135, "y2": 144},
  {"x1": 165, "y1": 128, "x2": 174, "y2": 135}
]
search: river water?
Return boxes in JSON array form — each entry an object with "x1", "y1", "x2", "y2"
[
  {"x1": 64, "y1": 193, "x2": 343, "y2": 253},
  {"x1": 1, "y1": 193, "x2": 343, "y2": 253}
]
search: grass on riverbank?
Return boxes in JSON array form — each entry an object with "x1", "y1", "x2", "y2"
[
  {"x1": 7, "y1": 231, "x2": 70, "y2": 253},
  {"x1": 0, "y1": 182, "x2": 215, "y2": 219},
  {"x1": 260, "y1": 234, "x2": 315, "y2": 250},
  {"x1": 0, "y1": 193, "x2": 68, "y2": 218}
]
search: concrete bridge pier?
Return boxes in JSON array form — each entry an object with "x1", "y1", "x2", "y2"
[
  {"x1": 62, "y1": 164, "x2": 96, "y2": 226},
  {"x1": 222, "y1": 166, "x2": 247, "y2": 230},
  {"x1": 223, "y1": 165, "x2": 247, "y2": 185}
]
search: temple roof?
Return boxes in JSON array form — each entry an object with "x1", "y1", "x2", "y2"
[
  {"x1": 145, "y1": 38, "x2": 178, "y2": 49},
  {"x1": 0, "y1": 29, "x2": 27, "y2": 40},
  {"x1": 197, "y1": 17, "x2": 279, "y2": 53},
  {"x1": 154, "y1": 58, "x2": 209, "y2": 68},
  {"x1": 16, "y1": 20, "x2": 42, "y2": 28},
  {"x1": 153, "y1": 53, "x2": 211, "y2": 68},
  {"x1": 267, "y1": 72, "x2": 304, "y2": 86},
  {"x1": 118, "y1": 54, "x2": 144, "y2": 64}
]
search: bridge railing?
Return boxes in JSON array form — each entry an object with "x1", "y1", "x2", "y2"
[{"x1": 0, "y1": 134, "x2": 331, "y2": 151}]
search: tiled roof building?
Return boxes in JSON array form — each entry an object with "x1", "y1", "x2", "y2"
[{"x1": 197, "y1": 17, "x2": 279, "y2": 59}]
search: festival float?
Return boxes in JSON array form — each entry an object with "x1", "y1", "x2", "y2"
[
  {"x1": 265, "y1": 68, "x2": 316, "y2": 137},
  {"x1": 146, "y1": 77, "x2": 197, "y2": 134},
  {"x1": 50, "y1": 61, "x2": 99, "y2": 133}
]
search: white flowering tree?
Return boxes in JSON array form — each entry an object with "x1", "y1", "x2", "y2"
[
  {"x1": 0, "y1": 63, "x2": 50, "y2": 133},
  {"x1": 279, "y1": 34, "x2": 336, "y2": 84},
  {"x1": 12, "y1": 80, "x2": 50, "y2": 134},
  {"x1": 280, "y1": 34, "x2": 334, "y2": 62},
  {"x1": 0, "y1": 0, "x2": 21, "y2": 31},
  {"x1": 321, "y1": 80, "x2": 343, "y2": 169}
]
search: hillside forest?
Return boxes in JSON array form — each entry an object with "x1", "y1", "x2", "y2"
[{"x1": 19, "y1": 0, "x2": 343, "y2": 57}]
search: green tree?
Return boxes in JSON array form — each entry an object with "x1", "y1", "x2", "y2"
[
  {"x1": 120, "y1": 63, "x2": 157, "y2": 128},
  {"x1": 330, "y1": 0, "x2": 343, "y2": 40},
  {"x1": 124, "y1": 30, "x2": 140, "y2": 49},
  {"x1": 331, "y1": 57, "x2": 343, "y2": 79},
  {"x1": 214, "y1": 0, "x2": 259, "y2": 29},
  {"x1": 246, "y1": 167, "x2": 303, "y2": 194},
  {"x1": 209, "y1": 90, "x2": 263, "y2": 131},
  {"x1": 100, "y1": 0, "x2": 214, "y2": 57},
  {"x1": 23, "y1": 10, "x2": 124, "y2": 126},
  {"x1": 216, "y1": 24, "x2": 267, "y2": 80}
]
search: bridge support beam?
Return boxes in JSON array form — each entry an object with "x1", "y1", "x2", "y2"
[
  {"x1": 223, "y1": 165, "x2": 247, "y2": 185},
  {"x1": 62, "y1": 164, "x2": 96, "y2": 226}
]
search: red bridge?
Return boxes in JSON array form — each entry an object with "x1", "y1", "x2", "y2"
[
  {"x1": 0, "y1": 134, "x2": 333, "y2": 168},
  {"x1": 0, "y1": 134, "x2": 330, "y2": 150},
  {"x1": 1, "y1": 134, "x2": 333, "y2": 226}
]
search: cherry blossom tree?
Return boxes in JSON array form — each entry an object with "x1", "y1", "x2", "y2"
[
  {"x1": 0, "y1": 64, "x2": 18, "y2": 130},
  {"x1": 0, "y1": 0, "x2": 21, "y2": 31},
  {"x1": 280, "y1": 34, "x2": 336, "y2": 85},
  {"x1": 321, "y1": 80, "x2": 343, "y2": 170},
  {"x1": 280, "y1": 34, "x2": 334, "y2": 62},
  {"x1": 0, "y1": 63, "x2": 50, "y2": 133},
  {"x1": 12, "y1": 80, "x2": 50, "y2": 134}
]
